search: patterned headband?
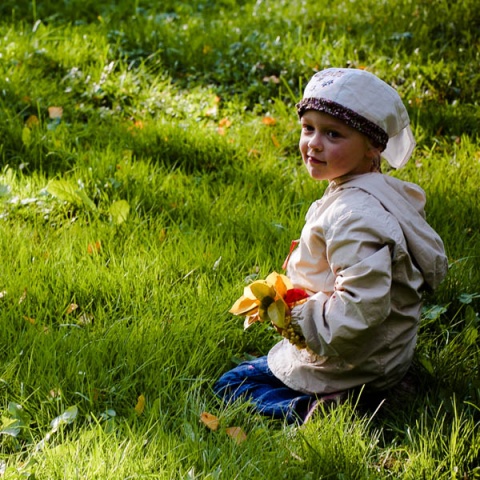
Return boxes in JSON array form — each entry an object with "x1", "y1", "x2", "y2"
[{"x1": 296, "y1": 97, "x2": 389, "y2": 150}]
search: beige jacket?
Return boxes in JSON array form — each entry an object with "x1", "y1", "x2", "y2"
[{"x1": 268, "y1": 173, "x2": 448, "y2": 394}]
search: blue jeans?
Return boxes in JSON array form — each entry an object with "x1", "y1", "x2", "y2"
[{"x1": 213, "y1": 356, "x2": 317, "y2": 424}]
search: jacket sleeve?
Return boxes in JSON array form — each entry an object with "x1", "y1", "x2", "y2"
[{"x1": 291, "y1": 210, "x2": 395, "y2": 357}]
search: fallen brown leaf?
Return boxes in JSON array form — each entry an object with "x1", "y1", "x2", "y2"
[
  {"x1": 262, "y1": 75, "x2": 280, "y2": 84},
  {"x1": 48, "y1": 106, "x2": 63, "y2": 119},
  {"x1": 26, "y1": 115, "x2": 40, "y2": 128},
  {"x1": 200, "y1": 412, "x2": 220, "y2": 431},
  {"x1": 226, "y1": 426, "x2": 247, "y2": 444},
  {"x1": 66, "y1": 303, "x2": 78, "y2": 315},
  {"x1": 49, "y1": 388, "x2": 61, "y2": 398},
  {"x1": 19, "y1": 288, "x2": 27, "y2": 304},
  {"x1": 87, "y1": 241, "x2": 101, "y2": 254},
  {"x1": 77, "y1": 313, "x2": 94, "y2": 326},
  {"x1": 23, "y1": 316, "x2": 35, "y2": 325},
  {"x1": 271, "y1": 134, "x2": 280, "y2": 148},
  {"x1": 134, "y1": 394, "x2": 146, "y2": 415},
  {"x1": 219, "y1": 118, "x2": 232, "y2": 128},
  {"x1": 262, "y1": 116, "x2": 276, "y2": 126}
]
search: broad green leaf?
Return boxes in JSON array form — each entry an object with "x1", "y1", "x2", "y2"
[
  {"x1": 8, "y1": 402, "x2": 23, "y2": 417},
  {"x1": 465, "y1": 305, "x2": 479, "y2": 327},
  {"x1": 422, "y1": 304, "x2": 448, "y2": 321},
  {"x1": 418, "y1": 355, "x2": 434, "y2": 374},
  {"x1": 0, "y1": 184, "x2": 11, "y2": 197},
  {"x1": 7, "y1": 402, "x2": 29, "y2": 425},
  {"x1": 459, "y1": 293, "x2": 480, "y2": 305},
  {"x1": 464, "y1": 326, "x2": 478, "y2": 345},
  {"x1": 99, "y1": 409, "x2": 117, "y2": 433},
  {"x1": 47, "y1": 180, "x2": 82, "y2": 205},
  {"x1": 75, "y1": 188, "x2": 96, "y2": 211},
  {"x1": 0, "y1": 417, "x2": 22, "y2": 437},
  {"x1": 22, "y1": 127, "x2": 32, "y2": 146},
  {"x1": 109, "y1": 200, "x2": 130, "y2": 224},
  {"x1": 51, "y1": 405, "x2": 78, "y2": 431}
]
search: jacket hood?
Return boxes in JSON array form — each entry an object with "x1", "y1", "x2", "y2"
[{"x1": 332, "y1": 173, "x2": 448, "y2": 290}]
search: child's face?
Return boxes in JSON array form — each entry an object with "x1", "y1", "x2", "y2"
[{"x1": 299, "y1": 110, "x2": 377, "y2": 182}]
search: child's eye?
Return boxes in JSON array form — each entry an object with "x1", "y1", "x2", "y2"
[
  {"x1": 301, "y1": 124, "x2": 314, "y2": 132},
  {"x1": 326, "y1": 130, "x2": 341, "y2": 138}
]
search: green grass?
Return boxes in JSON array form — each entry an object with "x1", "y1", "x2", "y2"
[{"x1": 0, "y1": 0, "x2": 479, "y2": 478}]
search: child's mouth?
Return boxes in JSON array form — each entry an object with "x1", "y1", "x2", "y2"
[{"x1": 308, "y1": 156, "x2": 324, "y2": 165}]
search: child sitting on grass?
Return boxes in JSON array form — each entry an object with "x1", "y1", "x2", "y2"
[{"x1": 214, "y1": 68, "x2": 448, "y2": 424}]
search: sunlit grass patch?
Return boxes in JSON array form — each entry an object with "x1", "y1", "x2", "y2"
[{"x1": 0, "y1": 1, "x2": 479, "y2": 478}]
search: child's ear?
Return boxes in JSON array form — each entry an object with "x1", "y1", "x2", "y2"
[
  {"x1": 365, "y1": 142, "x2": 383, "y2": 173},
  {"x1": 366, "y1": 144, "x2": 382, "y2": 160},
  {"x1": 366, "y1": 142, "x2": 382, "y2": 160}
]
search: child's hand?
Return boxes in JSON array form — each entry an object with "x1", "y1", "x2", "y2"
[
  {"x1": 229, "y1": 272, "x2": 309, "y2": 349},
  {"x1": 273, "y1": 311, "x2": 308, "y2": 350}
]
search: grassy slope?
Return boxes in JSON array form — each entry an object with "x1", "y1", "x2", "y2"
[{"x1": 0, "y1": 0, "x2": 479, "y2": 478}]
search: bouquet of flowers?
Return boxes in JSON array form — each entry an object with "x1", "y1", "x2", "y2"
[{"x1": 229, "y1": 272, "x2": 309, "y2": 348}]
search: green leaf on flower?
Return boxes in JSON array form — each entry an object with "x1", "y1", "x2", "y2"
[
  {"x1": 249, "y1": 281, "x2": 275, "y2": 301},
  {"x1": 268, "y1": 299, "x2": 287, "y2": 328}
]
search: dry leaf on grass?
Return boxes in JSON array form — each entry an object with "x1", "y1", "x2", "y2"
[
  {"x1": 200, "y1": 412, "x2": 219, "y2": 431},
  {"x1": 87, "y1": 241, "x2": 101, "y2": 254},
  {"x1": 262, "y1": 116, "x2": 276, "y2": 126},
  {"x1": 248, "y1": 149, "x2": 261, "y2": 157},
  {"x1": 26, "y1": 115, "x2": 40, "y2": 127},
  {"x1": 49, "y1": 388, "x2": 61, "y2": 399},
  {"x1": 218, "y1": 118, "x2": 232, "y2": 128},
  {"x1": 66, "y1": 303, "x2": 78, "y2": 314},
  {"x1": 48, "y1": 106, "x2": 63, "y2": 119},
  {"x1": 271, "y1": 134, "x2": 280, "y2": 148},
  {"x1": 226, "y1": 426, "x2": 247, "y2": 444},
  {"x1": 77, "y1": 313, "x2": 94, "y2": 326},
  {"x1": 19, "y1": 288, "x2": 27, "y2": 304},
  {"x1": 134, "y1": 394, "x2": 145, "y2": 415}
]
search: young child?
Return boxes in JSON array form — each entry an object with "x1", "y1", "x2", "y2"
[{"x1": 214, "y1": 68, "x2": 448, "y2": 424}]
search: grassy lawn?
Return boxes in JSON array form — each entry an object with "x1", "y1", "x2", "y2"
[{"x1": 0, "y1": 0, "x2": 479, "y2": 478}]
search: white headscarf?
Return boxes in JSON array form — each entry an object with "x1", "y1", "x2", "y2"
[{"x1": 297, "y1": 68, "x2": 415, "y2": 169}]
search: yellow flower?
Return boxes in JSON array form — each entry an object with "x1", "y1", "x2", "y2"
[{"x1": 229, "y1": 272, "x2": 293, "y2": 329}]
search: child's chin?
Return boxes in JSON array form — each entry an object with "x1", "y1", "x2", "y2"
[{"x1": 306, "y1": 167, "x2": 328, "y2": 181}]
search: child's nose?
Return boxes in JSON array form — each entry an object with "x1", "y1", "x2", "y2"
[{"x1": 308, "y1": 132, "x2": 323, "y2": 151}]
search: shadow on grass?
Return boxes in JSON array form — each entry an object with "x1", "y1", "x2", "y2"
[
  {"x1": 354, "y1": 360, "x2": 480, "y2": 441},
  {"x1": 409, "y1": 103, "x2": 480, "y2": 139}
]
